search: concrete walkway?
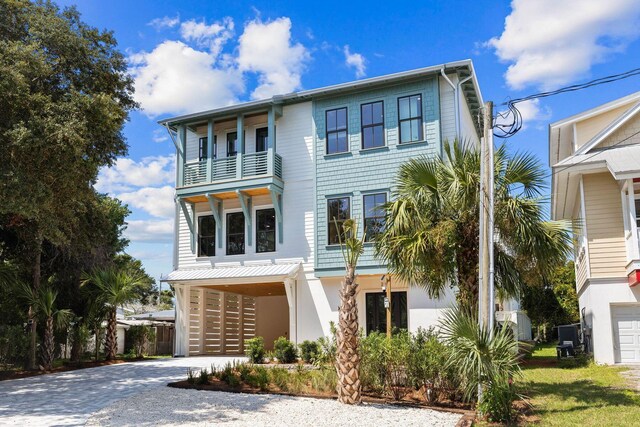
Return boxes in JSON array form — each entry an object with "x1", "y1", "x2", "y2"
[{"x1": 0, "y1": 356, "x2": 244, "y2": 426}]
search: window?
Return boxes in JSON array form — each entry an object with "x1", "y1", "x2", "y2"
[
  {"x1": 198, "y1": 216, "x2": 216, "y2": 257},
  {"x1": 227, "y1": 132, "x2": 238, "y2": 157},
  {"x1": 256, "y1": 208, "x2": 276, "y2": 253},
  {"x1": 361, "y1": 101, "x2": 384, "y2": 149},
  {"x1": 327, "y1": 197, "x2": 350, "y2": 244},
  {"x1": 198, "y1": 136, "x2": 217, "y2": 161},
  {"x1": 256, "y1": 127, "x2": 269, "y2": 152},
  {"x1": 365, "y1": 291, "x2": 408, "y2": 335},
  {"x1": 635, "y1": 198, "x2": 640, "y2": 227},
  {"x1": 398, "y1": 94, "x2": 423, "y2": 143},
  {"x1": 326, "y1": 108, "x2": 348, "y2": 154},
  {"x1": 226, "y1": 212, "x2": 245, "y2": 255},
  {"x1": 364, "y1": 193, "x2": 386, "y2": 241}
]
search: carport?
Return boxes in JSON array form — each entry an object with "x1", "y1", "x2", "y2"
[{"x1": 164, "y1": 263, "x2": 301, "y2": 356}]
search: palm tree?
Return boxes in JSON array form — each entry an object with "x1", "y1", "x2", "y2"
[
  {"x1": 335, "y1": 219, "x2": 365, "y2": 404},
  {"x1": 81, "y1": 268, "x2": 143, "y2": 360},
  {"x1": 375, "y1": 139, "x2": 572, "y2": 313},
  {"x1": 17, "y1": 283, "x2": 72, "y2": 370}
]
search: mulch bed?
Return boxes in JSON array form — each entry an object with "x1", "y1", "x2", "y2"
[
  {"x1": 168, "y1": 378, "x2": 475, "y2": 420},
  {"x1": 0, "y1": 358, "x2": 145, "y2": 381}
]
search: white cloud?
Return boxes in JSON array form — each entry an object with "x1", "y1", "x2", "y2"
[
  {"x1": 488, "y1": 0, "x2": 640, "y2": 90},
  {"x1": 180, "y1": 17, "x2": 234, "y2": 56},
  {"x1": 96, "y1": 155, "x2": 175, "y2": 193},
  {"x1": 152, "y1": 129, "x2": 168, "y2": 143},
  {"x1": 148, "y1": 15, "x2": 180, "y2": 31},
  {"x1": 344, "y1": 45, "x2": 366, "y2": 78},
  {"x1": 130, "y1": 40, "x2": 243, "y2": 117},
  {"x1": 237, "y1": 17, "x2": 310, "y2": 100},
  {"x1": 118, "y1": 185, "x2": 175, "y2": 218},
  {"x1": 125, "y1": 219, "x2": 174, "y2": 243}
]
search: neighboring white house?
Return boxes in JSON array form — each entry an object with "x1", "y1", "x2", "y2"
[
  {"x1": 159, "y1": 59, "x2": 529, "y2": 356},
  {"x1": 550, "y1": 91, "x2": 640, "y2": 364}
]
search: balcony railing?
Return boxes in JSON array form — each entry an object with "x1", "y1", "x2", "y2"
[{"x1": 183, "y1": 151, "x2": 282, "y2": 186}]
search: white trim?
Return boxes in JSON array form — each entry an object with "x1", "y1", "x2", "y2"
[
  {"x1": 550, "y1": 91, "x2": 640, "y2": 129},
  {"x1": 254, "y1": 204, "x2": 277, "y2": 254},
  {"x1": 579, "y1": 176, "x2": 591, "y2": 278},
  {"x1": 574, "y1": 102, "x2": 640, "y2": 156}
]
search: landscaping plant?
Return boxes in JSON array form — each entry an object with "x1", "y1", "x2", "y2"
[
  {"x1": 245, "y1": 337, "x2": 266, "y2": 364},
  {"x1": 299, "y1": 340, "x2": 320, "y2": 364},
  {"x1": 126, "y1": 325, "x2": 155, "y2": 358},
  {"x1": 273, "y1": 336, "x2": 297, "y2": 363}
]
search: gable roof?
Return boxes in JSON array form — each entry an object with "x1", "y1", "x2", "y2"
[{"x1": 573, "y1": 102, "x2": 640, "y2": 156}]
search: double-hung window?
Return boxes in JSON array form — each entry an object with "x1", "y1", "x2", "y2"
[
  {"x1": 198, "y1": 136, "x2": 217, "y2": 161},
  {"x1": 256, "y1": 127, "x2": 269, "y2": 152},
  {"x1": 363, "y1": 193, "x2": 387, "y2": 241},
  {"x1": 227, "y1": 132, "x2": 238, "y2": 157},
  {"x1": 326, "y1": 108, "x2": 348, "y2": 154},
  {"x1": 327, "y1": 197, "x2": 350, "y2": 244},
  {"x1": 256, "y1": 208, "x2": 276, "y2": 253},
  {"x1": 198, "y1": 215, "x2": 216, "y2": 257},
  {"x1": 361, "y1": 101, "x2": 384, "y2": 149},
  {"x1": 398, "y1": 94, "x2": 423, "y2": 143},
  {"x1": 226, "y1": 212, "x2": 245, "y2": 255}
]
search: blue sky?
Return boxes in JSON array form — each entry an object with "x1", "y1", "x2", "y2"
[{"x1": 54, "y1": 0, "x2": 640, "y2": 285}]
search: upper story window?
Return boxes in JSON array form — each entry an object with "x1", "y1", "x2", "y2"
[
  {"x1": 326, "y1": 108, "x2": 348, "y2": 154},
  {"x1": 398, "y1": 94, "x2": 423, "y2": 143},
  {"x1": 227, "y1": 132, "x2": 238, "y2": 157},
  {"x1": 328, "y1": 197, "x2": 350, "y2": 245},
  {"x1": 361, "y1": 101, "x2": 384, "y2": 149},
  {"x1": 256, "y1": 208, "x2": 276, "y2": 253},
  {"x1": 199, "y1": 136, "x2": 217, "y2": 161},
  {"x1": 226, "y1": 212, "x2": 245, "y2": 255},
  {"x1": 635, "y1": 198, "x2": 640, "y2": 227},
  {"x1": 198, "y1": 215, "x2": 216, "y2": 257},
  {"x1": 364, "y1": 193, "x2": 387, "y2": 241},
  {"x1": 256, "y1": 127, "x2": 269, "y2": 152}
]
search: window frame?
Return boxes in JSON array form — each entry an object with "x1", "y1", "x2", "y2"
[
  {"x1": 225, "y1": 211, "x2": 245, "y2": 255},
  {"x1": 325, "y1": 107, "x2": 349, "y2": 154},
  {"x1": 363, "y1": 192, "x2": 387, "y2": 242},
  {"x1": 198, "y1": 136, "x2": 217, "y2": 161},
  {"x1": 327, "y1": 196, "x2": 351, "y2": 245},
  {"x1": 397, "y1": 94, "x2": 424, "y2": 144},
  {"x1": 256, "y1": 207, "x2": 276, "y2": 253},
  {"x1": 365, "y1": 291, "x2": 408, "y2": 335},
  {"x1": 197, "y1": 214, "x2": 216, "y2": 257},
  {"x1": 256, "y1": 127, "x2": 269, "y2": 152},
  {"x1": 360, "y1": 101, "x2": 385, "y2": 149},
  {"x1": 227, "y1": 132, "x2": 238, "y2": 157}
]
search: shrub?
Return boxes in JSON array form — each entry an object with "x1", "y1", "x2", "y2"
[
  {"x1": 477, "y1": 382, "x2": 517, "y2": 423},
  {"x1": 310, "y1": 366, "x2": 338, "y2": 392},
  {"x1": 315, "y1": 322, "x2": 337, "y2": 366},
  {"x1": 273, "y1": 336, "x2": 297, "y2": 364},
  {"x1": 219, "y1": 363, "x2": 240, "y2": 387},
  {"x1": 0, "y1": 325, "x2": 29, "y2": 369},
  {"x1": 386, "y1": 331, "x2": 412, "y2": 400},
  {"x1": 408, "y1": 327, "x2": 458, "y2": 402},
  {"x1": 359, "y1": 331, "x2": 387, "y2": 394},
  {"x1": 238, "y1": 362, "x2": 252, "y2": 382},
  {"x1": 245, "y1": 337, "x2": 265, "y2": 364},
  {"x1": 247, "y1": 365, "x2": 270, "y2": 391},
  {"x1": 197, "y1": 368, "x2": 209, "y2": 385},
  {"x1": 265, "y1": 350, "x2": 276, "y2": 363},
  {"x1": 187, "y1": 368, "x2": 196, "y2": 384},
  {"x1": 269, "y1": 366, "x2": 290, "y2": 390},
  {"x1": 299, "y1": 340, "x2": 320, "y2": 364},
  {"x1": 126, "y1": 325, "x2": 155, "y2": 358}
]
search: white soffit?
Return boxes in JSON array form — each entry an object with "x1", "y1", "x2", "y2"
[{"x1": 163, "y1": 262, "x2": 301, "y2": 283}]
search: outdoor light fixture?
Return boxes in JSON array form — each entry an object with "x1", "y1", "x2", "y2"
[
  {"x1": 380, "y1": 275, "x2": 387, "y2": 292},
  {"x1": 384, "y1": 297, "x2": 390, "y2": 309}
]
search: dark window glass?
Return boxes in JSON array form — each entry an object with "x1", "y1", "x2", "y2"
[
  {"x1": 327, "y1": 197, "x2": 350, "y2": 244},
  {"x1": 227, "y1": 132, "x2": 238, "y2": 157},
  {"x1": 226, "y1": 212, "x2": 245, "y2": 255},
  {"x1": 365, "y1": 291, "x2": 408, "y2": 335},
  {"x1": 635, "y1": 199, "x2": 640, "y2": 227},
  {"x1": 198, "y1": 215, "x2": 216, "y2": 257},
  {"x1": 361, "y1": 101, "x2": 384, "y2": 149},
  {"x1": 256, "y1": 208, "x2": 276, "y2": 253},
  {"x1": 256, "y1": 127, "x2": 269, "y2": 152},
  {"x1": 199, "y1": 136, "x2": 217, "y2": 161},
  {"x1": 398, "y1": 94, "x2": 423, "y2": 143},
  {"x1": 326, "y1": 108, "x2": 348, "y2": 154},
  {"x1": 364, "y1": 193, "x2": 387, "y2": 241}
]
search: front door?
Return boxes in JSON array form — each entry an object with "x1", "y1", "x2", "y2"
[{"x1": 365, "y1": 291, "x2": 407, "y2": 335}]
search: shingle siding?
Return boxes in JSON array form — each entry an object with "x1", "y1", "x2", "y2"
[{"x1": 313, "y1": 78, "x2": 441, "y2": 271}]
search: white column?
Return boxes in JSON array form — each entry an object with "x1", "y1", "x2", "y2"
[
  {"x1": 173, "y1": 285, "x2": 189, "y2": 356},
  {"x1": 627, "y1": 179, "x2": 639, "y2": 260},
  {"x1": 284, "y1": 278, "x2": 298, "y2": 344}
]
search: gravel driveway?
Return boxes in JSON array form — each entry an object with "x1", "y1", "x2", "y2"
[{"x1": 86, "y1": 387, "x2": 462, "y2": 426}]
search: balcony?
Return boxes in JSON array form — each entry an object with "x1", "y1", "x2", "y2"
[{"x1": 183, "y1": 151, "x2": 283, "y2": 187}]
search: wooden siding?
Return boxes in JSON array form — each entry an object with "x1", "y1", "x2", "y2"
[
  {"x1": 583, "y1": 173, "x2": 626, "y2": 278},
  {"x1": 573, "y1": 187, "x2": 589, "y2": 291},
  {"x1": 575, "y1": 104, "x2": 632, "y2": 148},
  {"x1": 599, "y1": 113, "x2": 640, "y2": 149}
]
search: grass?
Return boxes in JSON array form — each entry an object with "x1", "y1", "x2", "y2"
[{"x1": 519, "y1": 343, "x2": 640, "y2": 426}]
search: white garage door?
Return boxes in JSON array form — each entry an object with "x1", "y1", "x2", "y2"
[{"x1": 613, "y1": 305, "x2": 640, "y2": 364}]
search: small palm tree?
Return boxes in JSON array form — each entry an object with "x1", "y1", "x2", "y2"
[
  {"x1": 18, "y1": 283, "x2": 72, "y2": 370},
  {"x1": 375, "y1": 139, "x2": 572, "y2": 313},
  {"x1": 81, "y1": 268, "x2": 143, "y2": 360},
  {"x1": 335, "y1": 218, "x2": 365, "y2": 404}
]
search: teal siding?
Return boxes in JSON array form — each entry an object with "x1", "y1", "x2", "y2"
[{"x1": 314, "y1": 78, "x2": 441, "y2": 273}]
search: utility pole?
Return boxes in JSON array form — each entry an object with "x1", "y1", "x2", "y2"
[{"x1": 479, "y1": 101, "x2": 495, "y2": 332}]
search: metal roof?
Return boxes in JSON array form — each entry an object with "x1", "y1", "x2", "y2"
[
  {"x1": 162, "y1": 262, "x2": 301, "y2": 283},
  {"x1": 130, "y1": 309, "x2": 175, "y2": 321},
  {"x1": 554, "y1": 144, "x2": 640, "y2": 180}
]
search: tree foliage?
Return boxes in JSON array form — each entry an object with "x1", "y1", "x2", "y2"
[{"x1": 375, "y1": 140, "x2": 572, "y2": 313}]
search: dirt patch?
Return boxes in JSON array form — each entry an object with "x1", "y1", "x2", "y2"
[{"x1": 0, "y1": 358, "x2": 143, "y2": 381}]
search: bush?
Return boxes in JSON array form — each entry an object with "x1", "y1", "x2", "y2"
[
  {"x1": 245, "y1": 337, "x2": 265, "y2": 364},
  {"x1": 0, "y1": 325, "x2": 29, "y2": 369},
  {"x1": 478, "y1": 382, "x2": 517, "y2": 423},
  {"x1": 219, "y1": 362, "x2": 240, "y2": 387},
  {"x1": 273, "y1": 336, "x2": 297, "y2": 364},
  {"x1": 408, "y1": 328, "x2": 458, "y2": 402},
  {"x1": 125, "y1": 325, "x2": 155, "y2": 358},
  {"x1": 310, "y1": 366, "x2": 338, "y2": 392},
  {"x1": 198, "y1": 368, "x2": 209, "y2": 385},
  {"x1": 385, "y1": 331, "x2": 412, "y2": 400},
  {"x1": 187, "y1": 368, "x2": 196, "y2": 384},
  {"x1": 246, "y1": 365, "x2": 270, "y2": 391},
  {"x1": 269, "y1": 366, "x2": 290, "y2": 390},
  {"x1": 299, "y1": 340, "x2": 320, "y2": 364},
  {"x1": 359, "y1": 331, "x2": 387, "y2": 394}
]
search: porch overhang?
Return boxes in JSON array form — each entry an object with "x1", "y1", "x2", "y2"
[{"x1": 162, "y1": 262, "x2": 301, "y2": 285}]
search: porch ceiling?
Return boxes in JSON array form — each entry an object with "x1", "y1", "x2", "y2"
[
  {"x1": 182, "y1": 187, "x2": 271, "y2": 203},
  {"x1": 202, "y1": 282, "x2": 286, "y2": 297}
]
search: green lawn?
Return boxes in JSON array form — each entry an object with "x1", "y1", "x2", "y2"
[{"x1": 520, "y1": 344, "x2": 640, "y2": 426}]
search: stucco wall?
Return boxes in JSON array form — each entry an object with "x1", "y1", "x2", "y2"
[{"x1": 255, "y1": 295, "x2": 289, "y2": 350}]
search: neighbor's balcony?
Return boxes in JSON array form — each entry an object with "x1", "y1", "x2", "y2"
[{"x1": 182, "y1": 150, "x2": 283, "y2": 187}]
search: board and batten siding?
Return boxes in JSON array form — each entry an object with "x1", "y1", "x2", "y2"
[
  {"x1": 313, "y1": 78, "x2": 441, "y2": 273},
  {"x1": 176, "y1": 102, "x2": 315, "y2": 269},
  {"x1": 583, "y1": 172, "x2": 627, "y2": 278}
]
